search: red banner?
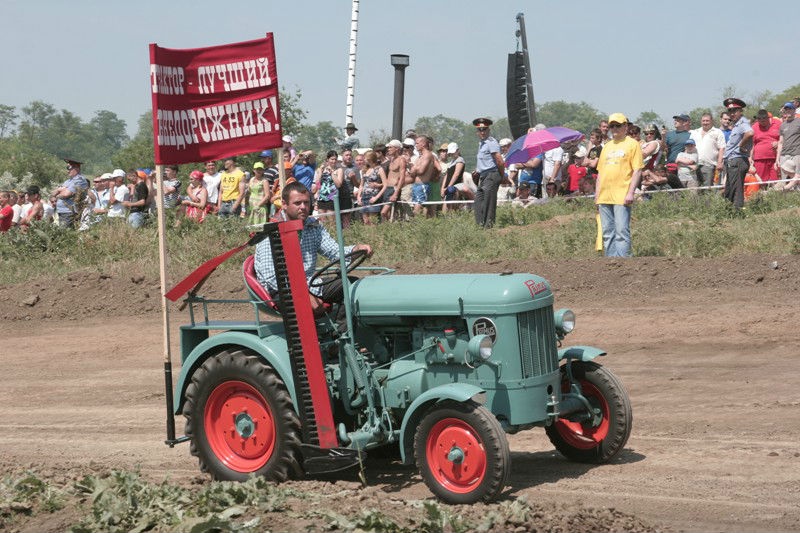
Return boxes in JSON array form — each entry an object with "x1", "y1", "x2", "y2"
[{"x1": 149, "y1": 34, "x2": 281, "y2": 165}]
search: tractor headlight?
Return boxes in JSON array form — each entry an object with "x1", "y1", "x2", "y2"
[
  {"x1": 555, "y1": 309, "x2": 576, "y2": 334},
  {"x1": 467, "y1": 334, "x2": 493, "y2": 364}
]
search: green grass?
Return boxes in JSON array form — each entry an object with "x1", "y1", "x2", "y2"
[{"x1": 2, "y1": 191, "x2": 799, "y2": 284}]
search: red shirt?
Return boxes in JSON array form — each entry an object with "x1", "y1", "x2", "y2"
[
  {"x1": 566, "y1": 164, "x2": 587, "y2": 192},
  {"x1": 0, "y1": 205, "x2": 13, "y2": 232},
  {"x1": 752, "y1": 118, "x2": 781, "y2": 160}
]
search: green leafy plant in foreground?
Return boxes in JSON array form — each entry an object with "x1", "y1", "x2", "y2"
[
  {"x1": 0, "y1": 471, "x2": 66, "y2": 521},
  {"x1": 71, "y1": 471, "x2": 290, "y2": 533}
]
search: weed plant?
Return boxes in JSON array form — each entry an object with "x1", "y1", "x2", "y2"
[{"x1": 2, "y1": 191, "x2": 799, "y2": 285}]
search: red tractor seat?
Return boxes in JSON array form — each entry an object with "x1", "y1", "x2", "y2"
[{"x1": 242, "y1": 255, "x2": 281, "y2": 315}]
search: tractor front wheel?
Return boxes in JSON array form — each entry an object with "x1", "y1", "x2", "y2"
[
  {"x1": 414, "y1": 400, "x2": 510, "y2": 504},
  {"x1": 545, "y1": 361, "x2": 632, "y2": 463},
  {"x1": 183, "y1": 349, "x2": 303, "y2": 481}
]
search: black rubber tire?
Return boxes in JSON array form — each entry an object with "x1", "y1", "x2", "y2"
[
  {"x1": 183, "y1": 349, "x2": 303, "y2": 481},
  {"x1": 414, "y1": 400, "x2": 510, "y2": 504},
  {"x1": 545, "y1": 361, "x2": 633, "y2": 463}
]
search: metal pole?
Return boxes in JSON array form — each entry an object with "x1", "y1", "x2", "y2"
[
  {"x1": 390, "y1": 54, "x2": 409, "y2": 140},
  {"x1": 516, "y1": 13, "x2": 536, "y2": 126},
  {"x1": 345, "y1": 0, "x2": 360, "y2": 126}
]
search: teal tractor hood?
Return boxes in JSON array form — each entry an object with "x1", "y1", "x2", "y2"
[{"x1": 350, "y1": 273, "x2": 553, "y2": 317}]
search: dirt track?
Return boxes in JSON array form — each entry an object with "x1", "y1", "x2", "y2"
[{"x1": 1, "y1": 255, "x2": 799, "y2": 531}]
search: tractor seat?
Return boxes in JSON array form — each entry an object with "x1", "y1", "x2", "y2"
[
  {"x1": 242, "y1": 255, "x2": 333, "y2": 317},
  {"x1": 243, "y1": 255, "x2": 281, "y2": 316}
]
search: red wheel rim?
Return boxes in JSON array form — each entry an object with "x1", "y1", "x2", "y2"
[
  {"x1": 204, "y1": 380, "x2": 276, "y2": 473},
  {"x1": 426, "y1": 417, "x2": 486, "y2": 494},
  {"x1": 555, "y1": 380, "x2": 610, "y2": 450}
]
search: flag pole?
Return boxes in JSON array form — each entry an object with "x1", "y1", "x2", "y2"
[{"x1": 154, "y1": 164, "x2": 177, "y2": 444}]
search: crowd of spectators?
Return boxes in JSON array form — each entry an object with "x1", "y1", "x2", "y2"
[{"x1": 2, "y1": 96, "x2": 800, "y2": 234}]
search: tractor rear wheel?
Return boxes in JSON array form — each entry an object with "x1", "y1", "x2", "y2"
[
  {"x1": 545, "y1": 361, "x2": 632, "y2": 463},
  {"x1": 414, "y1": 400, "x2": 510, "y2": 504},
  {"x1": 184, "y1": 349, "x2": 303, "y2": 481}
]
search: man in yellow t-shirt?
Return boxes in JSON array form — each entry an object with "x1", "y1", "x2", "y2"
[
  {"x1": 217, "y1": 158, "x2": 246, "y2": 218},
  {"x1": 596, "y1": 113, "x2": 643, "y2": 257}
]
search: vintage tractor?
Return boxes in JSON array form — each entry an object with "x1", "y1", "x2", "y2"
[{"x1": 164, "y1": 217, "x2": 632, "y2": 504}]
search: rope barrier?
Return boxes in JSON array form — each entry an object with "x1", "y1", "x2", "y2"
[{"x1": 252, "y1": 176, "x2": 798, "y2": 223}]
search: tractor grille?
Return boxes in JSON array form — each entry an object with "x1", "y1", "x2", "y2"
[{"x1": 517, "y1": 307, "x2": 559, "y2": 378}]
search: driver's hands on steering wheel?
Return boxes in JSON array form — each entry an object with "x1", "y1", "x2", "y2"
[{"x1": 353, "y1": 244, "x2": 373, "y2": 258}]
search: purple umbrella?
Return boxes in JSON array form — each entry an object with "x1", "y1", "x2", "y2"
[{"x1": 504, "y1": 126, "x2": 584, "y2": 165}]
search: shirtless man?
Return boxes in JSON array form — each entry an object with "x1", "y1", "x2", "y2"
[
  {"x1": 408, "y1": 135, "x2": 441, "y2": 217},
  {"x1": 381, "y1": 139, "x2": 407, "y2": 221}
]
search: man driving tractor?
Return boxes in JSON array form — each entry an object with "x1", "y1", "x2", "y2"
[{"x1": 254, "y1": 181, "x2": 372, "y2": 316}]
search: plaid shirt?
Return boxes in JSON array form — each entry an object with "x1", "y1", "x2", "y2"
[{"x1": 254, "y1": 215, "x2": 353, "y2": 296}]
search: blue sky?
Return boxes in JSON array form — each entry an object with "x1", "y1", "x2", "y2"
[{"x1": 3, "y1": 0, "x2": 796, "y2": 138}]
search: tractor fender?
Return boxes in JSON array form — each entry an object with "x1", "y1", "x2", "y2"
[
  {"x1": 558, "y1": 345, "x2": 607, "y2": 362},
  {"x1": 397, "y1": 383, "x2": 486, "y2": 465},
  {"x1": 173, "y1": 331, "x2": 294, "y2": 414}
]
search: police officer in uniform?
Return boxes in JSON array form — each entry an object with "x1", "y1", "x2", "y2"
[
  {"x1": 722, "y1": 98, "x2": 754, "y2": 209},
  {"x1": 51, "y1": 158, "x2": 89, "y2": 228},
  {"x1": 471, "y1": 118, "x2": 505, "y2": 228}
]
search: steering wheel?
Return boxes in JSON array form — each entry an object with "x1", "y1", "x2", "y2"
[{"x1": 308, "y1": 248, "x2": 369, "y2": 289}]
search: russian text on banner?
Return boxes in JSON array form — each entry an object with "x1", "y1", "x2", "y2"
[{"x1": 149, "y1": 34, "x2": 281, "y2": 165}]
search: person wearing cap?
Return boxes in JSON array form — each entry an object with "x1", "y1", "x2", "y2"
[
  {"x1": 776, "y1": 101, "x2": 800, "y2": 184},
  {"x1": 282, "y1": 135, "x2": 297, "y2": 159},
  {"x1": 471, "y1": 117, "x2": 504, "y2": 228},
  {"x1": 675, "y1": 139, "x2": 699, "y2": 189},
  {"x1": 565, "y1": 147, "x2": 588, "y2": 194},
  {"x1": 722, "y1": 98, "x2": 754, "y2": 209},
  {"x1": 337, "y1": 122, "x2": 360, "y2": 151},
  {"x1": 258, "y1": 150, "x2": 280, "y2": 183},
  {"x1": 107, "y1": 169, "x2": 129, "y2": 220},
  {"x1": 380, "y1": 139, "x2": 406, "y2": 221},
  {"x1": 497, "y1": 138, "x2": 516, "y2": 203},
  {"x1": 665, "y1": 115, "x2": 692, "y2": 189},
  {"x1": 596, "y1": 113, "x2": 643, "y2": 257},
  {"x1": 511, "y1": 181, "x2": 536, "y2": 208},
  {"x1": 290, "y1": 150, "x2": 317, "y2": 192},
  {"x1": 689, "y1": 113, "x2": 725, "y2": 190},
  {"x1": 246, "y1": 162, "x2": 270, "y2": 225},
  {"x1": 440, "y1": 142, "x2": 472, "y2": 213},
  {"x1": 51, "y1": 159, "x2": 89, "y2": 228},
  {"x1": 750, "y1": 109, "x2": 781, "y2": 185},
  {"x1": 123, "y1": 169, "x2": 149, "y2": 228}
]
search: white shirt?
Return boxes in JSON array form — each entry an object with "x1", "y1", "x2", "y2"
[
  {"x1": 11, "y1": 204, "x2": 21, "y2": 224},
  {"x1": 43, "y1": 202, "x2": 55, "y2": 222},
  {"x1": 204, "y1": 172, "x2": 221, "y2": 205},
  {"x1": 543, "y1": 147, "x2": 564, "y2": 182},
  {"x1": 19, "y1": 202, "x2": 32, "y2": 221},
  {"x1": 108, "y1": 185, "x2": 129, "y2": 218},
  {"x1": 690, "y1": 127, "x2": 726, "y2": 167}
]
